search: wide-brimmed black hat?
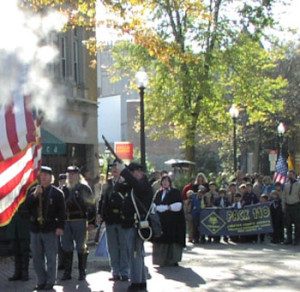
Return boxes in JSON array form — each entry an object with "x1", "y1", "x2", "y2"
[
  {"x1": 66, "y1": 166, "x2": 80, "y2": 173},
  {"x1": 40, "y1": 166, "x2": 53, "y2": 175},
  {"x1": 127, "y1": 162, "x2": 144, "y2": 172}
]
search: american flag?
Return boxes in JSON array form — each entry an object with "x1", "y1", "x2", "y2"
[
  {"x1": 273, "y1": 153, "x2": 288, "y2": 184},
  {"x1": 0, "y1": 94, "x2": 41, "y2": 226}
]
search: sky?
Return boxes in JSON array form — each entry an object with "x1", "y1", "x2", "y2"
[
  {"x1": 96, "y1": 0, "x2": 300, "y2": 45},
  {"x1": 274, "y1": 0, "x2": 300, "y2": 41}
]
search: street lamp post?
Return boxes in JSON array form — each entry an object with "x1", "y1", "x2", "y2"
[
  {"x1": 229, "y1": 104, "x2": 239, "y2": 173},
  {"x1": 135, "y1": 68, "x2": 148, "y2": 171},
  {"x1": 104, "y1": 148, "x2": 112, "y2": 180},
  {"x1": 277, "y1": 122, "x2": 285, "y2": 156}
]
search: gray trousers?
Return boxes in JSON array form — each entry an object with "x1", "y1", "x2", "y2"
[
  {"x1": 61, "y1": 219, "x2": 88, "y2": 253},
  {"x1": 30, "y1": 231, "x2": 58, "y2": 285},
  {"x1": 127, "y1": 227, "x2": 146, "y2": 283},
  {"x1": 106, "y1": 224, "x2": 130, "y2": 277}
]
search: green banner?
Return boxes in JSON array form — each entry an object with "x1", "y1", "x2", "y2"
[{"x1": 200, "y1": 203, "x2": 273, "y2": 236}]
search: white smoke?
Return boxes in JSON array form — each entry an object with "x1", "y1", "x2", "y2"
[{"x1": 0, "y1": 0, "x2": 68, "y2": 120}]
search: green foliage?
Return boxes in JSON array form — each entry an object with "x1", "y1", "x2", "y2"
[
  {"x1": 194, "y1": 144, "x2": 221, "y2": 174},
  {"x1": 172, "y1": 173, "x2": 193, "y2": 192},
  {"x1": 105, "y1": 1, "x2": 287, "y2": 162},
  {"x1": 27, "y1": 0, "x2": 289, "y2": 164}
]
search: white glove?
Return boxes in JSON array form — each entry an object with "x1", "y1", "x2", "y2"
[
  {"x1": 115, "y1": 161, "x2": 125, "y2": 172},
  {"x1": 169, "y1": 202, "x2": 182, "y2": 212},
  {"x1": 156, "y1": 205, "x2": 169, "y2": 213}
]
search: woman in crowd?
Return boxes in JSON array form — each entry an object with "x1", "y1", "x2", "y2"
[
  {"x1": 192, "y1": 172, "x2": 209, "y2": 193},
  {"x1": 153, "y1": 176, "x2": 186, "y2": 267}
]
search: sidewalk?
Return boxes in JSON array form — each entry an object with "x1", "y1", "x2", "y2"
[
  {"x1": 1, "y1": 240, "x2": 300, "y2": 292},
  {"x1": 0, "y1": 242, "x2": 119, "y2": 292}
]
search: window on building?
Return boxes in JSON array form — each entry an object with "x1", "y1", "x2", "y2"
[
  {"x1": 73, "y1": 40, "x2": 79, "y2": 85},
  {"x1": 60, "y1": 36, "x2": 66, "y2": 80}
]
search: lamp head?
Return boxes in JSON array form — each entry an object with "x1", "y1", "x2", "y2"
[
  {"x1": 135, "y1": 68, "x2": 148, "y2": 88},
  {"x1": 277, "y1": 122, "x2": 285, "y2": 135},
  {"x1": 229, "y1": 104, "x2": 239, "y2": 119}
]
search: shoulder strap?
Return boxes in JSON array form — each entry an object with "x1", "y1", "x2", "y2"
[
  {"x1": 145, "y1": 191, "x2": 158, "y2": 219},
  {"x1": 131, "y1": 190, "x2": 157, "y2": 221},
  {"x1": 131, "y1": 190, "x2": 139, "y2": 219},
  {"x1": 131, "y1": 190, "x2": 154, "y2": 241}
]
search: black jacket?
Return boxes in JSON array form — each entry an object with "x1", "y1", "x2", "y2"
[
  {"x1": 120, "y1": 168, "x2": 153, "y2": 227},
  {"x1": 26, "y1": 185, "x2": 66, "y2": 233},
  {"x1": 154, "y1": 188, "x2": 186, "y2": 246},
  {"x1": 214, "y1": 196, "x2": 230, "y2": 208},
  {"x1": 98, "y1": 178, "x2": 130, "y2": 225}
]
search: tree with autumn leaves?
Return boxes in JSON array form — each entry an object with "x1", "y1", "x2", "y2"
[{"x1": 26, "y1": 0, "x2": 288, "y2": 167}]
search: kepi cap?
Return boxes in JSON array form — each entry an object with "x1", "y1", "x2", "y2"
[
  {"x1": 40, "y1": 166, "x2": 53, "y2": 175},
  {"x1": 66, "y1": 166, "x2": 80, "y2": 173},
  {"x1": 59, "y1": 173, "x2": 67, "y2": 180}
]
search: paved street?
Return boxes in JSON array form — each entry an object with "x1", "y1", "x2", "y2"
[{"x1": 0, "y1": 240, "x2": 300, "y2": 292}]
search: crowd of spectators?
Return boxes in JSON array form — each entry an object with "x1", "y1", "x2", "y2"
[{"x1": 177, "y1": 170, "x2": 299, "y2": 246}]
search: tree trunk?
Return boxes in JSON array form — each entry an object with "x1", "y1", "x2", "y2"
[
  {"x1": 184, "y1": 121, "x2": 197, "y2": 162},
  {"x1": 185, "y1": 143, "x2": 195, "y2": 162}
]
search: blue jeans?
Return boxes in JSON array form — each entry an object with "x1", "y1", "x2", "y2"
[
  {"x1": 106, "y1": 224, "x2": 130, "y2": 277},
  {"x1": 30, "y1": 231, "x2": 58, "y2": 285},
  {"x1": 127, "y1": 227, "x2": 146, "y2": 283}
]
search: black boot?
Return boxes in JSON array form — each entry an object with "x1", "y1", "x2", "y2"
[
  {"x1": 61, "y1": 252, "x2": 73, "y2": 281},
  {"x1": 8, "y1": 255, "x2": 22, "y2": 281},
  {"x1": 127, "y1": 283, "x2": 141, "y2": 291},
  {"x1": 20, "y1": 253, "x2": 29, "y2": 281},
  {"x1": 139, "y1": 282, "x2": 147, "y2": 291},
  {"x1": 78, "y1": 252, "x2": 88, "y2": 281}
]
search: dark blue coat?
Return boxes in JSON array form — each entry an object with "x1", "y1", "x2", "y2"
[
  {"x1": 214, "y1": 196, "x2": 230, "y2": 208},
  {"x1": 191, "y1": 194, "x2": 208, "y2": 218},
  {"x1": 242, "y1": 192, "x2": 259, "y2": 206}
]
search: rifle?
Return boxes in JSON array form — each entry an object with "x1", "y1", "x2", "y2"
[{"x1": 102, "y1": 135, "x2": 123, "y2": 163}]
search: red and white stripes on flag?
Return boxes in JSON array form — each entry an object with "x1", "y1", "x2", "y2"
[
  {"x1": 273, "y1": 153, "x2": 288, "y2": 185},
  {"x1": 0, "y1": 94, "x2": 41, "y2": 226},
  {"x1": 0, "y1": 95, "x2": 36, "y2": 160}
]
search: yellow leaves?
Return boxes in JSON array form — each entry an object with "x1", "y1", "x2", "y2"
[
  {"x1": 134, "y1": 31, "x2": 174, "y2": 63},
  {"x1": 133, "y1": 30, "x2": 203, "y2": 69},
  {"x1": 82, "y1": 37, "x2": 98, "y2": 55},
  {"x1": 121, "y1": 18, "x2": 143, "y2": 34},
  {"x1": 182, "y1": 0, "x2": 208, "y2": 19}
]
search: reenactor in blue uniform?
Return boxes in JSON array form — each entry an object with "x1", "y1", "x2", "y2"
[
  {"x1": 98, "y1": 162, "x2": 131, "y2": 281},
  {"x1": 26, "y1": 166, "x2": 66, "y2": 291},
  {"x1": 116, "y1": 162, "x2": 153, "y2": 292},
  {"x1": 57, "y1": 173, "x2": 67, "y2": 270},
  {"x1": 60, "y1": 166, "x2": 96, "y2": 281}
]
